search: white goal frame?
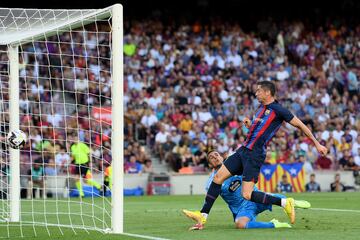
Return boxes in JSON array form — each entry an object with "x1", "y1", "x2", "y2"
[{"x1": 0, "y1": 3, "x2": 123, "y2": 234}]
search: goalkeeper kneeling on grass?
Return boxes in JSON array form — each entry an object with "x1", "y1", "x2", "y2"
[
  {"x1": 70, "y1": 138, "x2": 102, "y2": 197},
  {"x1": 183, "y1": 150, "x2": 311, "y2": 230}
]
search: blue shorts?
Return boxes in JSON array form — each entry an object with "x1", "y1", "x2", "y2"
[
  {"x1": 234, "y1": 210, "x2": 257, "y2": 222},
  {"x1": 223, "y1": 147, "x2": 265, "y2": 183},
  {"x1": 233, "y1": 202, "x2": 272, "y2": 222}
]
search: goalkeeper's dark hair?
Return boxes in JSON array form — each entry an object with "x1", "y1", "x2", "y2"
[
  {"x1": 206, "y1": 149, "x2": 216, "y2": 157},
  {"x1": 258, "y1": 81, "x2": 276, "y2": 96}
]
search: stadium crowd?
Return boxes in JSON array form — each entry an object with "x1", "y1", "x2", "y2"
[
  {"x1": 0, "y1": 17, "x2": 359, "y2": 177},
  {"x1": 123, "y1": 18, "x2": 360, "y2": 174}
]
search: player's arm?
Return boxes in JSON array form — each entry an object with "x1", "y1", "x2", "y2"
[{"x1": 289, "y1": 116, "x2": 328, "y2": 155}]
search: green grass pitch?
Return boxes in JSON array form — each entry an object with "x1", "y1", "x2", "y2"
[{"x1": 1, "y1": 192, "x2": 360, "y2": 239}]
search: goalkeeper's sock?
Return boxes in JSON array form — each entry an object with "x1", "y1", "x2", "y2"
[
  {"x1": 245, "y1": 221, "x2": 275, "y2": 229},
  {"x1": 87, "y1": 179, "x2": 102, "y2": 190},
  {"x1": 200, "y1": 181, "x2": 222, "y2": 214},
  {"x1": 250, "y1": 191, "x2": 282, "y2": 206},
  {"x1": 108, "y1": 180, "x2": 112, "y2": 190},
  {"x1": 76, "y1": 181, "x2": 84, "y2": 197}
]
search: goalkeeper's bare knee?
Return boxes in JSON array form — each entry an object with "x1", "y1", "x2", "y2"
[{"x1": 235, "y1": 218, "x2": 248, "y2": 229}]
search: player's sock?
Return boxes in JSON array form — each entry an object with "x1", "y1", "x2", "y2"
[
  {"x1": 76, "y1": 180, "x2": 84, "y2": 197},
  {"x1": 108, "y1": 179, "x2": 112, "y2": 190},
  {"x1": 200, "y1": 181, "x2": 222, "y2": 214},
  {"x1": 245, "y1": 221, "x2": 275, "y2": 229},
  {"x1": 250, "y1": 191, "x2": 282, "y2": 206}
]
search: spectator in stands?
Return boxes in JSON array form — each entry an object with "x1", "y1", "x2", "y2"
[
  {"x1": 315, "y1": 153, "x2": 333, "y2": 170},
  {"x1": 332, "y1": 123, "x2": 344, "y2": 143},
  {"x1": 217, "y1": 138, "x2": 229, "y2": 155},
  {"x1": 339, "y1": 150, "x2": 352, "y2": 170},
  {"x1": 140, "y1": 109, "x2": 158, "y2": 145},
  {"x1": 330, "y1": 173, "x2": 346, "y2": 192},
  {"x1": 178, "y1": 114, "x2": 193, "y2": 133},
  {"x1": 178, "y1": 161, "x2": 194, "y2": 174},
  {"x1": 125, "y1": 155, "x2": 143, "y2": 174},
  {"x1": 44, "y1": 159, "x2": 57, "y2": 176},
  {"x1": 352, "y1": 135, "x2": 360, "y2": 157},
  {"x1": 55, "y1": 145, "x2": 71, "y2": 173},
  {"x1": 276, "y1": 174, "x2": 293, "y2": 193},
  {"x1": 27, "y1": 161, "x2": 45, "y2": 199},
  {"x1": 338, "y1": 136, "x2": 351, "y2": 152},
  {"x1": 155, "y1": 124, "x2": 170, "y2": 164},
  {"x1": 343, "y1": 126, "x2": 354, "y2": 144},
  {"x1": 182, "y1": 148, "x2": 195, "y2": 167},
  {"x1": 305, "y1": 173, "x2": 321, "y2": 192},
  {"x1": 306, "y1": 144, "x2": 318, "y2": 169},
  {"x1": 276, "y1": 64, "x2": 290, "y2": 81},
  {"x1": 170, "y1": 128, "x2": 181, "y2": 145},
  {"x1": 193, "y1": 142, "x2": 208, "y2": 168},
  {"x1": 5, "y1": 15, "x2": 360, "y2": 178},
  {"x1": 343, "y1": 156, "x2": 359, "y2": 171},
  {"x1": 162, "y1": 135, "x2": 176, "y2": 163},
  {"x1": 143, "y1": 159, "x2": 154, "y2": 173}
]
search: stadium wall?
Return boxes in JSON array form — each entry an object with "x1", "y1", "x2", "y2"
[{"x1": 21, "y1": 171, "x2": 356, "y2": 197}]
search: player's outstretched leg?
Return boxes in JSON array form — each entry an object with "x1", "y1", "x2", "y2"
[
  {"x1": 294, "y1": 200, "x2": 311, "y2": 209},
  {"x1": 270, "y1": 219, "x2": 292, "y2": 228},
  {"x1": 244, "y1": 181, "x2": 296, "y2": 224},
  {"x1": 198, "y1": 164, "x2": 232, "y2": 223},
  {"x1": 249, "y1": 192, "x2": 295, "y2": 224},
  {"x1": 235, "y1": 217, "x2": 291, "y2": 229},
  {"x1": 243, "y1": 220, "x2": 291, "y2": 229},
  {"x1": 272, "y1": 193, "x2": 311, "y2": 209}
]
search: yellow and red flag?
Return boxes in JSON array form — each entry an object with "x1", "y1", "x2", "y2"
[{"x1": 257, "y1": 162, "x2": 305, "y2": 193}]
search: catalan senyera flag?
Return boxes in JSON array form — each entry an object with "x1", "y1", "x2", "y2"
[
  {"x1": 257, "y1": 162, "x2": 305, "y2": 193},
  {"x1": 257, "y1": 164, "x2": 280, "y2": 193},
  {"x1": 280, "y1": 162, "x2": 306, "y2": 192}
]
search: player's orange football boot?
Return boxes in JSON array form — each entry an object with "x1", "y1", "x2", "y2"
[
  {"x1": 182, "y1": 210, "x2": 207, "y2": 224},
  {"x1": 283, "y1": 198, "x2": 295, "y2": 224}
]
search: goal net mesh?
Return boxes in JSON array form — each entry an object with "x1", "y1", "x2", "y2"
[{"x1": 0, "y1": 7, "x2": 115, "y2": 237}]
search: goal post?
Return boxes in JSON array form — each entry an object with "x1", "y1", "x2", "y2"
[
  {"x1": 8, "y1": 45, "x2": 20, "y2": 223},
  {"x1": 110, "y1": 3, "x2": 123, "y2": 234},
  {"x1": 0, "y1": 3, "x2": 124, "y2": 237}
]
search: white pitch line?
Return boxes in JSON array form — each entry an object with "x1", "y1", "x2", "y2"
[
  {"x1": 123, "y1": 232, "x2": 171, "y2": 240},
  {"x1": 309, "y1": 207, "x2": 360, "y2": 213},
  {"x1": 125, "y1": 207, "x2": 360, "y2": 214}
]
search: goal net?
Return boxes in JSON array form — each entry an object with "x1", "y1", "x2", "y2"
[{"x1": 0, "y1": 4, "x2": 123, "y2": 238}]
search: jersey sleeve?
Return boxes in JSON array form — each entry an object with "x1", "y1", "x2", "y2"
[
  {"x1": 205, "y1": 171, "x2": 216, "y2": 191},
  {"x1": 275, "y1": 105, "x2": 294, "y2": 122}
]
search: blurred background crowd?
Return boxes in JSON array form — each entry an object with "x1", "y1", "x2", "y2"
[
  {"x1": 123, "y1": 16, "x2": 360, "y2": 174},
  {"x1": 0, "y1": 0, "x2": 359, "y2": 178}
]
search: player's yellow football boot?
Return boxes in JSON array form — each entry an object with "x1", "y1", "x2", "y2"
[
  {"x1": 270, "y1": 219, "x2": 292, "y2": 228},
  {"x1": 182, "y1": 210, "x2": 207, "y2": 224},
  {"x1": 294, "y1": 200, "x2": 311, "y2": 209},
  {"x1": 283, "y1": 198, "x2": 295, "y2": 224}
]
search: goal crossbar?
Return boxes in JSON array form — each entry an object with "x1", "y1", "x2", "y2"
[{"x1": 0, "y1": 6, "x2": 112, "y2": 45}]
